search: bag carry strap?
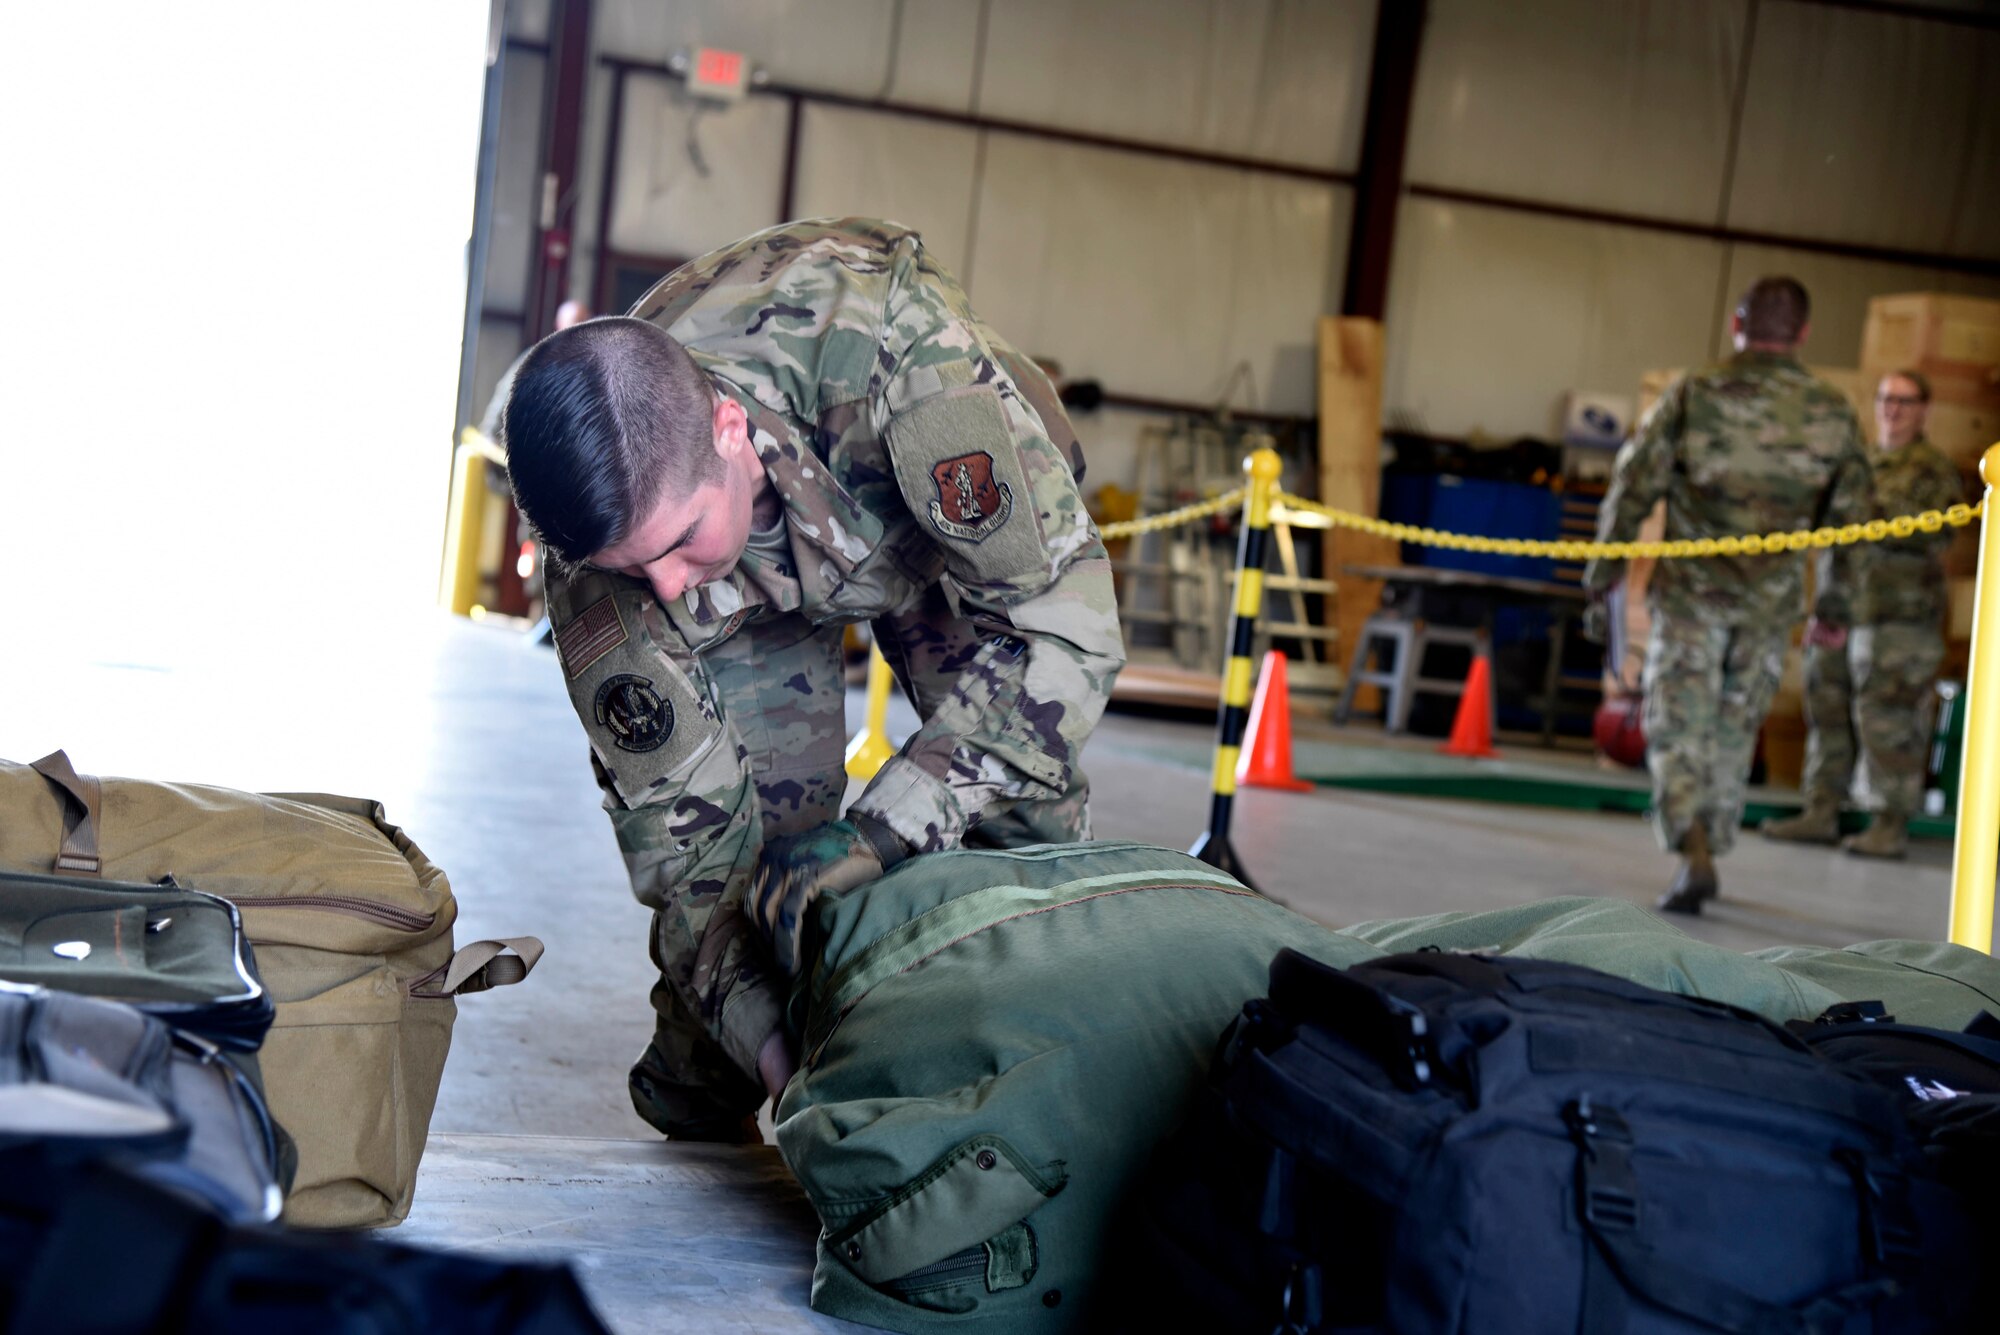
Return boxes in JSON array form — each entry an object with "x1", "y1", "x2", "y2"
[
  {"x1": 1567, "y1": 1098, "x2": 1903, "y2": 1335},
  {"x1": 29, "y1": 750, "x2": 102, "y2": 877},
  {"x1": 410, "y1": 937, "x2": 546, "y2": 998}
]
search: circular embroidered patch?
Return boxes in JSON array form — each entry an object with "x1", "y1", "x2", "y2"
[{"x1": 593, "y1": 673, "x2": 675, "y2": 752}]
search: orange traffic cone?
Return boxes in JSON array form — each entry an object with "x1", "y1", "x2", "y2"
[
  {"x1": 1237, "y1": 651, "x2": 1315, "y2": 792},
  {"x1": 1438, "y1": 654, "x2": 1497, "y2": 758}
]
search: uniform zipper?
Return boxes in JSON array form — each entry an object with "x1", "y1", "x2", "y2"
[{"x1": 235, "y1": 895, "x2": 436, "y2": 932}]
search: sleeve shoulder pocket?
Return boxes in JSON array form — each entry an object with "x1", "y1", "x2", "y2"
[{"x1": 885, "y1": 385, "x2": 1050, "y2": 595}]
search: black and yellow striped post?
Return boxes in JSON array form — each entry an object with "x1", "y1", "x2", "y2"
[{"x1": 1189, "y1": 447, "x2": 1284, "y2": 891}]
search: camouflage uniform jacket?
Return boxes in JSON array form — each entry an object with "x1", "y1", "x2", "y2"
[
  {"x1": 544, "y1": 219, "x2": 1122, "y2": 1079},
  {"x1": 1849, "y1": 436, "x2": 1961, "y2": 627},
  {"x1": 1584, "y1": 351, "x2": 1871, "y2": 626}
]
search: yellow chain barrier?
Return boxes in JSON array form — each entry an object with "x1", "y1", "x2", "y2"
[
  {"x1": 1097, "y1": 489, "x2": 1247, "y2": 539},
  {"x1": 1099, "y1": 488, "x2": 1983, "y2": 558}
]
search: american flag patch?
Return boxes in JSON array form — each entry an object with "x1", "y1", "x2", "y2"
[{"x1": 555, "y1": 597, "x2": 627, "y2": 677}]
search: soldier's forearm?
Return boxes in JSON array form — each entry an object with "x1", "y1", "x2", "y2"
[
  {"x1": 854, "y1": 561, "x2": 1122, "y2": 850},
  {"x1": 610, "y1": 766, "x2": 779, "y2": 1083}
]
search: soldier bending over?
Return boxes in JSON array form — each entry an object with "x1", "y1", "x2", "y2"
[{"x1": 502, "y1": 219, "x2": 1123, "y2": 1140}]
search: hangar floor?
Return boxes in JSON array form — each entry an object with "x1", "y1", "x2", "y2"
[{"x1": 0, "y1": 615, "x2": 1960, "y2": 1332}]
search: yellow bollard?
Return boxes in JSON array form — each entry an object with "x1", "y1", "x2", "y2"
[
  {"x1": 845, "y1": 643, "x2": 898, "y2": 780},
  {"x1": 440, "y1": 429, "x2": 494, "y2": 616},
  {"x1": 1948, "y1": 442, "x2": 2000, "y2": 952},
  {"x1": 1188, "y1": 447, "x2": 1285, "y2": 892}
]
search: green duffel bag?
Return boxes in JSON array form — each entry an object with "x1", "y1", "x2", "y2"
[
  {"x1": 778, "y1": 847, "x2": 2000, "y2": 1334},
  {"x1": 1342, "y1": 895, "x2": 2000, "y2": 1030},
  {"x1": 775, "y1": 841, "x2": 1373, "y2": 1333}
]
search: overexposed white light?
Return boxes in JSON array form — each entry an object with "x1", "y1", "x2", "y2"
[{"x1": 1, "y1": 3, "x2": 488, "y2": 668}]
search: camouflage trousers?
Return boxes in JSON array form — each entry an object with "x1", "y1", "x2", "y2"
[
  {"x1": 630, "y1": 585, "x2": 1093, "y2": 1136},
  {"x1": 1801, "y1": 622, "x2": 1944, "y2": 815},
  {"x1": 1642, "y1": 615, "x2": 1787, "y2": 857}
]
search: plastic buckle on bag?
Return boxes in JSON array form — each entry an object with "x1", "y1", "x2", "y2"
[
  {"x1": 1220, "y1": 1000, "x2": 1287, "y2": 1070},
  {"x1": 1567, "y1": 1096, "x2": 1641, "y2": 1233},
  {"x1": 1269, "y1": 1260, "x2": 1323, "y2": 1335},
  {"x1": 1378, "y1": 995, "x2": 1434, "y2": 1087},
  {"x1": 1816, "y1": 1000, "x2": 1890, "y2": 1026},
  {"x1": 1838, "y1": 1151, "x2": 1920, "y2": 1265}
]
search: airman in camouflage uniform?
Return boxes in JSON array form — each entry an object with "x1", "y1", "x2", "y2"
[
  {"x1": 1764, "y1": 371, "x2": 1962, "y2": 859},
  {"x1": 504, "y1": 219, "x2": 1123, "y2": 1139},
  {"x1": 1584, "y1": 277, "x2": 1869, "y2": 914}
]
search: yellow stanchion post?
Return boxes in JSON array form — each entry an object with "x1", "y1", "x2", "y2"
[
  {"x1": 440, "y1": 428, "x2": 495, "y2": 617},
  {"x1": 1189, "y1": 447, "x2": 1284, "y2": 893},
  {"x1": 1947, "y1": 443, "x2": 2000, "y2": 953},
  {"x1": 845, "y1": 643, "x2": 897, "y2": 780}
]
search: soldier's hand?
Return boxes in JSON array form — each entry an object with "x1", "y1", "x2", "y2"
[
  {"x1": 750, "y1": 815, "x2": 908, "y2": 975},
  {"x1": 1581, "y1": 597, "x2": 1610, "y2": 645},
  {"x1": 756, "y1": 1028, "x2": 798, "y2": 1103}
]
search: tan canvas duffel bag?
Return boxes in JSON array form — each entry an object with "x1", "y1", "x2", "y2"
[{"x1": 0, "y1": 751, "x2": 542, "y2": 1228}]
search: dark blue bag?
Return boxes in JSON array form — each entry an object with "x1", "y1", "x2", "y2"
[
  {"x1": 0, "y1": 1146, "x2": 611, "y2": 1335},
  {"x1": 1125, "y1": 950, "x2": 1976, "y2": 1333}
]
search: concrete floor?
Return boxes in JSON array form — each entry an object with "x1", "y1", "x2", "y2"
[
  {"x1": 0, "y1": 613, "x2": 1967, "y2": 1331},
  {"x1": 0, "y1": 612, "x2": 1960, "y2": 1139}
]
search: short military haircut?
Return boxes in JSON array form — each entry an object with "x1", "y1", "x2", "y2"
[
  {"x1": 1885, "y1": 368, "x2": 1932, "y2": 402},
  {"x1": 1736, "y1": 276, "x2": 1811, "y2": 344},
  {"x1": 502, "y1": 317, "x2": 722, "y2": 566}
]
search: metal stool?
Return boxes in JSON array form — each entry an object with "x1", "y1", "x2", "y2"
[{"x1": 1334, "y1": 612, "x2": 1493, "y2": 734}]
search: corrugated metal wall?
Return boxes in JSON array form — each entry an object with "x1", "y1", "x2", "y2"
[{"x1": 476, "y1": 0, "x2": 2000, "y2": 476}]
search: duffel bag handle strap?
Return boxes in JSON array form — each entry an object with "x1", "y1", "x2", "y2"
[
  {"x1": 410, "y1": 937, "x2": 546, "y2": 998},
  {"x1": 30, "y1": 750, "x2": 103, "y2": 877}
]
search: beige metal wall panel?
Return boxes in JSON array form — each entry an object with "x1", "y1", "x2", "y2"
[
  {"x1": 486, "y1": 53, "x2": 547, "y2": 313},
  {"x1": 881, "y1": 0, "x2": 984, "y2": 112},
  {"x1": 605, "y1": 76, "x2": 789, "y2": 260},
  {"x1": 976, "y1": 0, "x2": 1374, "y2": 171},
  {"x1": 472, "y1": 319, "x2": 526, "y2": 432},
  {"x1": 597, "y1": 0, "x2": 899, "y2": 96},
  {"x1": 1071, "y1": 408, "x2": 1179, "y2": 501},
  {"x1": 569, "y1": 65, "x2": 620, "y2": 303},
  {"x1": 1709, "y1": 245, "x2": 1991, "y2": 365},
  {"x1": 1407, "y1": 0, "x2": 1746, "y2": 223},
  {"x1": 507, "y1": 0, "x2": 551, "y2": 44},
  {"x1": 1942, "y1": 272, "x2": 2000, "y2": 302},
  {"x1": 1384, "y1": 200, "x2": 1722, "y2": 440},
  {"x1": 965, "y1": 134, "x2": 1343, "y2": 416},
  {"x1": 1728, "y1": 1, "x2": 2000, "y2": 258},
  {"x1": 791, "y1": 106, "x2": 981, "y2": 276}
]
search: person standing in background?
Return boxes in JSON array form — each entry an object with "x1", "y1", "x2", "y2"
[
  {"x1": 1763, "y1": 371, "x2": 1962, "y2": 859},
  {"x1": 1584, "y1": 277, "x2": 1871, "y2": 915}
]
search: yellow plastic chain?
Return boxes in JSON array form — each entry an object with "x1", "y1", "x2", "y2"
[
  {"x1": 1099, "y1": 490, "x2": 1984, "y2": 559},
  {"x1": 1097, "y1": 489, "x2": 1246, "y2": 538}
]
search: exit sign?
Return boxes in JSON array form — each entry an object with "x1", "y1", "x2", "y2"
[{"x1": 687, "y1": 47, "x2": 749, "y2": 101}]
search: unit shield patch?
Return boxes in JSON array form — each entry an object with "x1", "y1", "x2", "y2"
[
  {"x1": 593, "y1": 673, "x2": 676, "y2": 752},
  {"x1": 927, "y1": 450, "x2": 1013, "y2": 543}
]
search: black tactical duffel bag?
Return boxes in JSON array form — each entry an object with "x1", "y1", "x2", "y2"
[
  {"x1": 0, "y1": 1145, "x2": 612, "y2": 1335},
  {"x1": 0, "y1": 984, "x2": 290, "y2": 1223},
  {"x1": 1122, "y1": 950, "x2": 1977, "y2": 1334}
]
